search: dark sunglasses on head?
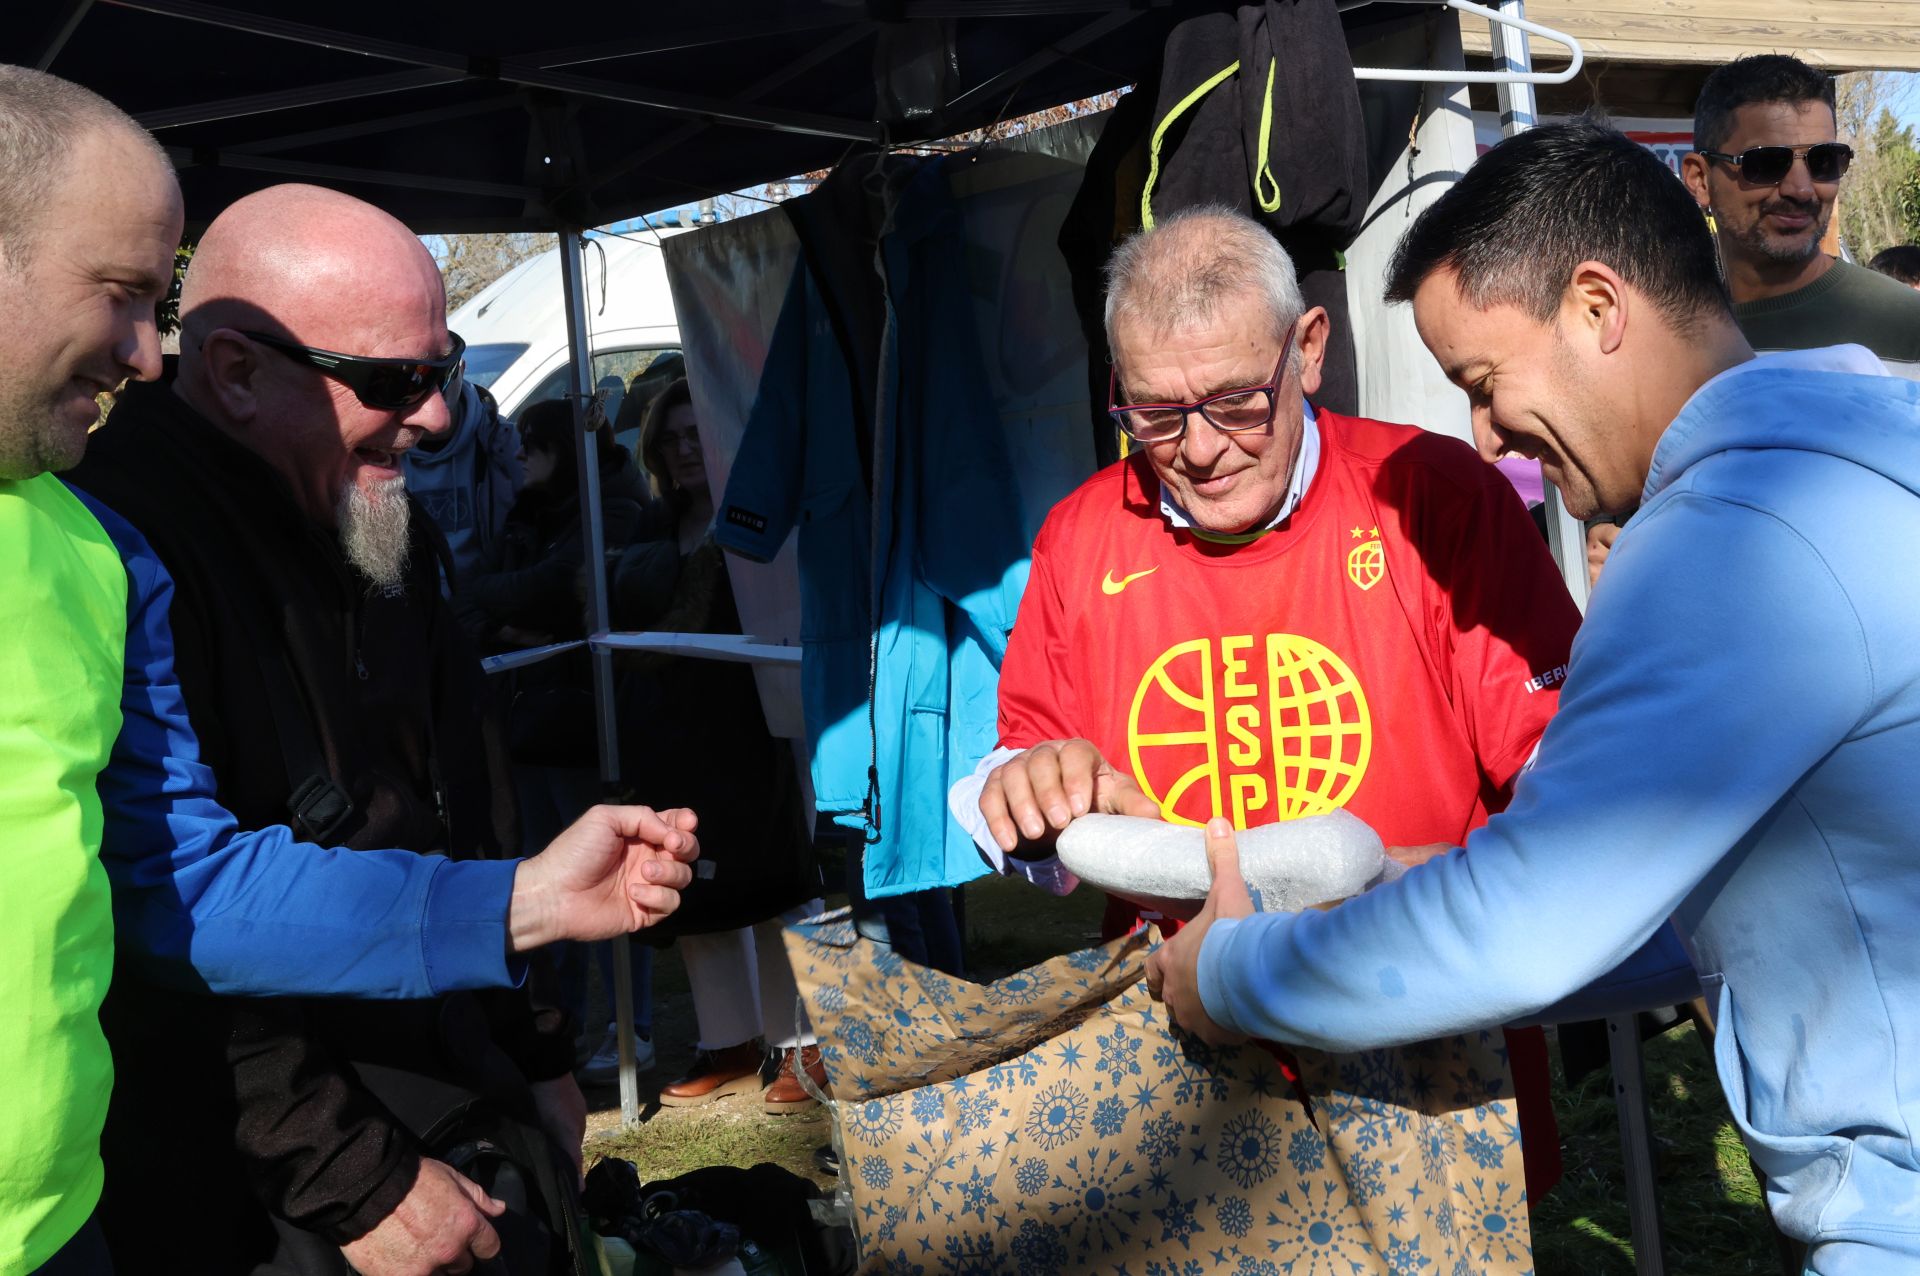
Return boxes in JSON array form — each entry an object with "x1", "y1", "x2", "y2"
[
  {"x1": 243, "y1": 330, "x2": 467, "y2": 411},
  {"x1": 1696, "y1": 142, "x2": 1853, "y2": 186}
]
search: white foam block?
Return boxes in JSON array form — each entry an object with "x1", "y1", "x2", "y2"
[{"x1": 1055, "y1": 811, "x2": 1389, "y2": 914}]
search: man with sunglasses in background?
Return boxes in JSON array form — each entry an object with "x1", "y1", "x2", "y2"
[
  {"x1": 66, "y1": 183, "x2": 608, "y2": 1276},
  {"x1": 1682, "y1": 54, "x2": 1920, "y2": 379},
  {"x1": 952, "y1": 206, "x2": 1582, "y2": 1207},
  {"x1": 1588, "y1": 54, "x2": 1920, "y2": 582}
]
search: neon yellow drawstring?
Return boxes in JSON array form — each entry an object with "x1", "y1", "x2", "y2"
[
  {"x1": 1254, "y1": 57, "x2": 1282, "y2": 213},
  {"x1": 1141, "y1": 61, "x2": 1241, "y2": 230}
]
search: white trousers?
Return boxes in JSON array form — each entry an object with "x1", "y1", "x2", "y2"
[{"x1": 679, "y1": 900, "x2": 822, "y2": 1051}]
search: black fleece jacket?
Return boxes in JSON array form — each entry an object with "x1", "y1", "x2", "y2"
[{"x1": 69, "y1": 374, "x2": 571, "y2": 1270}]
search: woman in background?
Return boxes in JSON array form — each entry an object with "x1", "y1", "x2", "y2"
[{"x1": 615, "y1": 379, "x2": 825, "y2": 1113}]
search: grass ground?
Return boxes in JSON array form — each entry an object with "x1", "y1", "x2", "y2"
[{"x1": 583, "y1": 875, "x2": 1783, "y2": 1274}]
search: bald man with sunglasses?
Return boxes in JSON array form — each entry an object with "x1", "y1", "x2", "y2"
[{"x1": 64, "y1": 184, "x2": 617, "y2": 1275}]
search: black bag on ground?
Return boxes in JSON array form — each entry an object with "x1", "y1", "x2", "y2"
[{"x1": 583, "y1": 1160, "x2": 855, "y2": 1276}]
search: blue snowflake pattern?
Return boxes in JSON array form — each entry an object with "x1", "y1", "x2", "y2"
[
  {"x1": 878, "y1": 1202, "x2": 909, "y2": 1242},
  {"x1": 1422, "y1": 1116, "x2": 1459, "y2": 1185},
  {"x1": 1462, "y1": 1129, "x2": 1505, "y2": 1171},
  {"x1": 1383, "y1": 1233, "x2": 1432, "y2": 1275},
  {"x1": 1234, "y1": 1258, "x2": 1282, "y2": 1276},
  {"x1": 1434, "y1": 1200, "x2": 1456, "y2": 1240},
  {"x1": 1138, "y1": 1110, "x2": 1184, "y2": 1167},
  {"x1": 882, "y1": 1253, "x2": 923, "y2": 1276},
  {"x1": 1010, "y1": 1219, "x2": 1067, "y2": 1276},
  {"x1": 1267, "y1": 1178, "x2": 1376, "y2": 1271},
  {"x1": 936, "y1": 1232, "x2": 999, "y2": 1276},
  {"x1": 1217, "y1": 1110, "x2": 1284, "y2": 1189},
  {"x1": 1216, "y1": 1195, "x2": 1253, "y2": 1238},
  {"x1": 844, "y1": 1096, "x2": 904, "y2": 1147},
  {"x1": 1338, "y1": 1049, "x2": 1412, "y2": 1104},
  {"x1": 815, "y1": 981, "x2": 848, "y2": 1015},
  {"x1": 1045, "y1": 1145, "x2": 1143, "y2": 1257},
  {"x1": 1095, "y1": 1022, "x2": 1145, "y2": 1087},
  {"x1": 984, "y1": 1056, "x2": 1040, "y2": 1092},
  {"x1": 1453, "y1": 1175, "x2": 1528, "y2": 1268},
  {"x1": 955, "y1": 1090, "x2": 1002, "y2": 1137},
  {"x1": 910, "y1": 1089, "x2": 946, "y2": 1127},
  {"x1": 872, "y1": 947, "x2": 906, "y2": 979},
  {"x1": 1153, "y1": 1190, "x2": 1202, "y2": 1251},
  {"x1": 1150, "y1": 1039, "x2": 1234, "y2": 1106},
  {"x1": 1143, "y1": 1262, "x2": 1205, "y2": 1276},
  {"x1": 921, "y1": 974, "x2": 957, "y2": 1007},
  {"x1": 1066, "y1": 946, "x2": 1110, "y2": 973},
  {"x1": 859, "y1": 1155, "x2": 894, "y2": 1190},
  {"x1": 1023, "y1": 1081, "x2": 1088, "y2": 1150},
  {"x1": 1324, "y1": 1091, "x2": 1405, "y2": 1153},
  {"x1": 1014, "y1": 1156, "x2": 1050, "y2": 1196},
  {"x1": 1091, "y1": 1096, "x2": 1127, "y2": 1139},
  {"x1": 1344, "y1": 1151, "x2": 1386, "y2": 1202},
  {"x1": 1287, "y1": 1125, "x2": 1326, "y2": 1174},
  {"x1": 953, "y1": 1164, "x2": 997, "y2": 1224},
  {"x1": 841, "y1": 1019, "x2": 883, "y2": 1067},
  {"x1": 803, "y1": 921, "x2": 860, "y2": 967},
  {"x1": 985, "y1": 968, "x2": 1051, "y2": 1006}
]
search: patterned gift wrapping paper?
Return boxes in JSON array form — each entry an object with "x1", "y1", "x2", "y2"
[{"x1": 785, "y1": 909, "x2": 1532, "y2": 1276}]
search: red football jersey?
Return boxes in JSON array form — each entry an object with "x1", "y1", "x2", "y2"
[
  {"x1": 1000, "y1": 411, "x2": 1579, "y2": 848},
  {"x1": 999, "y1": 411, "x2": 1581, "y2": 1203}
]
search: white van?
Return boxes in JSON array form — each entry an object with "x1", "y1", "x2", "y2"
[{"x1": 451, "y1": 230, "x2": 689, "y2": 450}]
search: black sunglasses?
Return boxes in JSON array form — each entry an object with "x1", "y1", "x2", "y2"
[
  {"x1": 243, "y1": 330, "x2": 467, "y2": 411},
  {"x1": 1696, "y1": 142, "x2": 1853, "y2": 186}
]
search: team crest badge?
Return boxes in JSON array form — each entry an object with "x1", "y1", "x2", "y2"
[{"x1": 1346, "y1": 526, "x2": 1384, "y2": 591}]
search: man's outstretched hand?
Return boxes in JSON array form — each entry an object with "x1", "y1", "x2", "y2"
[
  {"x1": 1145, "y1": 819, "x2": 1253, "y2": 1048},
  {"x1": 979, "y1": 738, "x2": 1161, "y2": 858},
  {"x1": 508, "y1": 805, "x2": 700, "y2": 953}
]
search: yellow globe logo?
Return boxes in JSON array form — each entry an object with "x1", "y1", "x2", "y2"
[
  {"x1": 1128, "y1": 633, "x2": 1372, "y2": 826},
  {"x1": 1347, "y1": 539, "x2": 1384, "y2": 591}
]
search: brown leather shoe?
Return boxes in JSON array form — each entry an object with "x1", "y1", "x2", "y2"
[
  {"x1": 656, "y1": 1041, "x2": 766, "y2": 1108},
  {"x1": 763, "y1": 1044, "x2": 828, "y2": 1114}
]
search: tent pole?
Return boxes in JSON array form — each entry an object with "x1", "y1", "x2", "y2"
[
  {"x1": 558, "y1": 226, "x2": 639, "y2": 1129},
  {"x1": 1487, "y1": 4, "x2": 1663, "y2": 1272}
]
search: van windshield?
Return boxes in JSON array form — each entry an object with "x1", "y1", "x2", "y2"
[{"x1": 461, "y1": 342, "x2": 529, "y2": 388}]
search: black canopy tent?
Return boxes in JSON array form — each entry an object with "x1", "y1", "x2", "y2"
[
  {"x1": 13, "y1": 0, "x2": 1237, "y2": 1125},
  {"x1": 13, "y1": 1, "x2": 1195, "y2": 233}
]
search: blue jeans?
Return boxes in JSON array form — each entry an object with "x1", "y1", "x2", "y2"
[{"x1": 846, "y1": 845, "x2": 964, "y2": 977}]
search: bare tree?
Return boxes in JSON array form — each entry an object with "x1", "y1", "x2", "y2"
[
  {"x1": 1836, "y1": 72, "x2": 1920, "y2": 262},
  {"x1": 429, "y1": 231, "x2": 558, "y2": 312}
]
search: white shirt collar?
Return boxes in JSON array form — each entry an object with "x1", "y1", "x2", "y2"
[{"x1": 1158, "y1": 399, "x2": 1320, "y2": 532}]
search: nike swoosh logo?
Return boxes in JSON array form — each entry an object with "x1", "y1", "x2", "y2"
[{"x1": 1102, "y1": 567, "x2": 1158, "y2": 595}]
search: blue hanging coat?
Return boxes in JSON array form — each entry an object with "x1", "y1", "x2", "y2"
[{"x1": 718, "y1": 158, "x2": 1029, "y2": 898}]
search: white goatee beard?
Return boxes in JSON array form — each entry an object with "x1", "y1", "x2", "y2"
[{"x1": 337, "y1": 476, "x2": 412, "y2": 590}]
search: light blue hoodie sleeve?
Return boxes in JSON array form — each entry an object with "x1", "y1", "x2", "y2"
[
  {"x1": 1197, "y1": 490, "x2": 1871, "y2": 1050},
  {"x1": 80, "y1": 489, "x2": 525, "y2": 999}
]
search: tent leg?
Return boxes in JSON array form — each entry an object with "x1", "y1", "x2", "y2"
[
  {"x1": 557, "y1": 226, "x2": 639, "y2": 1129},
  {"x1": 1485, "y1": 6, "x2": 1661, "y2": 1269},
  {"x1": 1608, "y1": 1015, "x2": 1669, "y2": 1274}
]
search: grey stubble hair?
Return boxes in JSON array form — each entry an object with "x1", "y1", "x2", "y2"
[
  {"x1": 1102, "y1": 205, "x2": 1307, "y2": 372},
  {"x1": 0, "y1": 63, "x2": 170, "y2": 270}
]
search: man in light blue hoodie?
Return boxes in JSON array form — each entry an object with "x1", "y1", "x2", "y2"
[{"x1": 1147, "y1": 119, "x2": 1920, "y2": 1273}]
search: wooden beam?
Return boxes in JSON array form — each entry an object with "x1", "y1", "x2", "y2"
[{"x1": 1459, "y1": 0, "x2": 1920, "y2": 70}]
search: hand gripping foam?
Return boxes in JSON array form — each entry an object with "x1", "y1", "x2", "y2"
[{"x1": 1055, "y1": 811, "x2": 1390, "y2": 914}]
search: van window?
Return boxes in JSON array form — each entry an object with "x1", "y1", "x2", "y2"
[
  {"x1": 461, "y1": 342, "x2": 529, "y2": 389},
  {"x1": 519, "y1": 348, "x2": 683, "y2": 447}
]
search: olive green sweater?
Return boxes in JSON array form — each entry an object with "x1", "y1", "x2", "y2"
[{"x1": 1734, "y1": 258, "x2": 1920, "y2": 379}]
